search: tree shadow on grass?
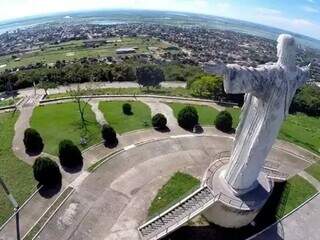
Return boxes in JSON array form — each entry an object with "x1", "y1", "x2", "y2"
[
  {"x1": 165, "y1": 182, "x2": 288, "y2": 240},
  {"x1": 38, "y1": 179, "x2": 62, "y2": 199}
]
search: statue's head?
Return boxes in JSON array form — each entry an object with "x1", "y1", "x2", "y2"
[{"x1": 277, "y1": 34, "x2": 296, "y2": 67}]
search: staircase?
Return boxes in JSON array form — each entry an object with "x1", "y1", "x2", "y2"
[
  {"x1": 138, "y1": 186, "x2": 215, "y2": 240},
  {"x1": 138, "y1": 155, "x2": 289, "y2": 240}
]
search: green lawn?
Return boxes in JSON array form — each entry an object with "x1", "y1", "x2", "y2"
[
  {"x1": 305, "y1": 163, "x2": 320, "y2": 182},
  {"x1": 167, "y1": 102, "x2": 219, "y2": 126},
  {"x1": 225, "y1": 107, "x2": 241, "y2": 128},
  {"x1": 0, "y1": 97, "x2": 20, "y2": 108},
  {"x1": 99, "y1": 101, "x2": 152, "y2": 134},
  {"x1": 275, "y1": 175, "x2": 317, "y2": 219},
  {"x1": 279, "y1": 113, "x2": 320, "y2": 155},
  {"x1": 30, "y1": 102, "x2": 101, "y2": 155},
  {"x1": 47, "y1": 87, "x2": 191, "y2": 99},
  {"x1": 0, "y1": 112, "x2": 36, "y2": 225},
  {"x1": 148, "y1": 172, "x2": 200, "y2": 217},
  {"x1": 0, "y1": 37, "x2": 171, "y2": 70}
]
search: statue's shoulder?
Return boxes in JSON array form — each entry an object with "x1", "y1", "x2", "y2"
[{"x1": 256, "y1": 62, "x2": 279, "y2": 72}]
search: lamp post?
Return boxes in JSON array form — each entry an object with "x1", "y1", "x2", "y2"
[{"x1": 0, "y1": 177, "x2": 20, "y2": 240}]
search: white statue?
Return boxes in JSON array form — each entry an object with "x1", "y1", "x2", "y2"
[{"x1": 205, "y1": 34, "x2": 311, "y2": 194}]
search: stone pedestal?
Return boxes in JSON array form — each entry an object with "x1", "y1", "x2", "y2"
[{"x1": 202, "y1": 161, "x2": 273, "y2": 228}]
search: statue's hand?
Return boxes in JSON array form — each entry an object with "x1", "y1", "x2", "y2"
[{"x1": 203, "y1": 62, "x2": 227, "y2": 75}]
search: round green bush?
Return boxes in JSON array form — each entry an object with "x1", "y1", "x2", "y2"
[
  {"x1": 122, "y1": 103, "x2": 132, "y2": 115},
  {"x1": 23, "y1": 128, "x2": 44, "y2": 154},
  {"x1": 101, "y1": 124, "x2": 117, "y2": 145},
  {"x1": 33, "y1": 157, "x2": 61, "y2": 186},
  {"x1": 177, "y1": 106, "x2": 199, "y2": 130},
  {"x1": 152, "y1": 113, "x2": 167, "y2": 129},
  {"x1": 214, "y1": 111, "x2": 233, "y2": 132},
  {"x1": 59, "y1": 140, "x2": 83, "y2": 168}
]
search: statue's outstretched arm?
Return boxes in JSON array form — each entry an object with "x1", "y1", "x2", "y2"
[
  {"x1": 223, "y1": 64, "x2": 267, "y2": 94},
  {"x1": 204, "y1": 62, "x2": 268, "y2": 94}
]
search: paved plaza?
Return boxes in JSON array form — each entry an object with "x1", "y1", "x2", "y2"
[{"x1": 0, "y1": 94, "x2": 319, "y2": 240}]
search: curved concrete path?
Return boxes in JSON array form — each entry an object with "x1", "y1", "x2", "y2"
[
  {"x1": 88, "y1": 99, "x2": 107, "y2": 126},
  {"x1": 36, "y1": 131, "x2": 316, "y2": 240},
  {"x1": 11, "y1": 94, "x2": 43, "y2": 164},
  {"x1": 2, "y1": 94, "x2": 320, "y2": 240},
  {"x1": 141, "y1": 98, "x2": 180, "y2": 131}
]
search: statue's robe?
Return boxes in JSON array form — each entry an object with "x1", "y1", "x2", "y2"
[{"x1": 224, "y1": 63, "x2": 309, "y2": 192}]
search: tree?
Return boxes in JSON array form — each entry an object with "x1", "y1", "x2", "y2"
[
  {"x1": 289, "y1": 84, "x2": 320, "y2": 116},
  {"x1": 152, "y1": 113, "x2": 167, "y2": 129},
  {"x1": 215, "y1": 111, "x2": 233, "y2": 132},
  {"x1": 189, "y1": 75, "x2": 225, "y2": 100},
  {"x1": 177, "y1": 106, "x2": 199, "y2": 130},
  {"x1": 101, "y1": 124, "x2": 118, "y2": 146},
  {"x1": 122, "y1": 103, "x2": 132, "y2": 115},
  {"x1": 33, "y1": 157, "x2": 61, "y2": 186},
  {"x1": 136, "y1": 65, "x2": 165, "y2": 90},
  {"x1": 23, "y1": 128, "x2": 44, "y2": 154},
  {"x1": 108, "y1": 70, "x2": 114, "y2": 82},
  {"x1": 68, "y1": 84, "x2": 92, "y2": 130},
  {"x1": 39, "y1": 80, "x2": 57, "y2": 95},
  {"x1": 59, "y1": 140, "x2": 83, "y2": 168}
]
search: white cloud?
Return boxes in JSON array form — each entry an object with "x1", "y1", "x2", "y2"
[
  {"x1": 256, "y1": 8, "x2": 282, "y2": 16},
  {"x1": 302, "y1": 5, "x2": 319, "y2": 13},
  {"x1": 251, "y1": 8, "x2": 320, "y2": 39}
]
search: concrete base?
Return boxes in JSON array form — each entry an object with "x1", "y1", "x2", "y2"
[{"x1": 203, "y1": 164, "x2": 273, "y2": 228}]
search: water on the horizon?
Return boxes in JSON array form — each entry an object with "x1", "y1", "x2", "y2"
[{"x1": 0, "y1": 10, "x2": 320, "y2": 49}]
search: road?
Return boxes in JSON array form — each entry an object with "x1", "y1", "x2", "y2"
[{"x1": 15, "y1": 81, "x2": 187, "y2": 98}]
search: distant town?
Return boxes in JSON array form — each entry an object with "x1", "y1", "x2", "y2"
[{"x1": 0, "y1": 22, "x2": 319, "y2": 81}]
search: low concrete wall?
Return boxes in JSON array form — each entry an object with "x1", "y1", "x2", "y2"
[{"x1": 203, "y1": 200, "x2": 260, "y2": 228}]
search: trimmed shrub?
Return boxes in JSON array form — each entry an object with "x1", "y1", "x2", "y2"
[
  {"x1": 177, "y1": 106, "x2": 199, "y2": 130},
  {"x1": 33, "y1": 157, "x2": 61, "y2": 186},
  {"x1": 215, "y1": 111, "x2": 233, "y2": 132},
  {"x1": 101, "y1": 124, "x2": 118, "y2": 145},
  {"x1": 152, "y1": 113, "x2": 167, "y2": 129},
  {"x1": 58, "y1": 140, "x2": 83, "y2": 168},
  {"x1": 122, "y1": 103, "x2": 132, "y2": 115},
  {"x1": 23, "y1": 128, "x2": 44, "y2": 154}
]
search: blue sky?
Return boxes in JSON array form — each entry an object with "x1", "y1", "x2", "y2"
[{"x1": 0, "y1": 0, "x2": 320, "y2": 39}]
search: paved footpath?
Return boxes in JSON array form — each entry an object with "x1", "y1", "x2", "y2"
[
  {"x1": 37, "y1": 129, "x2": 316, "y2": 240},
  {"x1": 11, "y1": 94, "x2": 43, "y2": 164},
  {"x1": 1, "y1": 94, "x2": 319, "y2": 240},
  {"x1": 88, "y1": 99, "x2": 107, "y2": 126}
]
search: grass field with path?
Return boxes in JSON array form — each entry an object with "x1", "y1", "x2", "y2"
[
  {"x1": 31, "y1": 102, "x2": 101, "y2": 155},
  {"x1": 275, "y1": 175, "x2": 317, "y2": 219},
  {"x1": 99, "y1": 101, "x2": 152, "y2": 134},
  {"x1": 0, "y1": 37, "x2": 170, "y2": 70},
  {"x1": 168, "y1": 102, "x2": 219, "y2": 126},
  {"x1": 0, "y1": 112, "x2": 36, "y2": 225},
  {"x1": 305, "y1": 163, "x2": 320, "y2": 182},
  {"x1": 148, "y1": 172, "x2": 200, "y2": 217}
]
